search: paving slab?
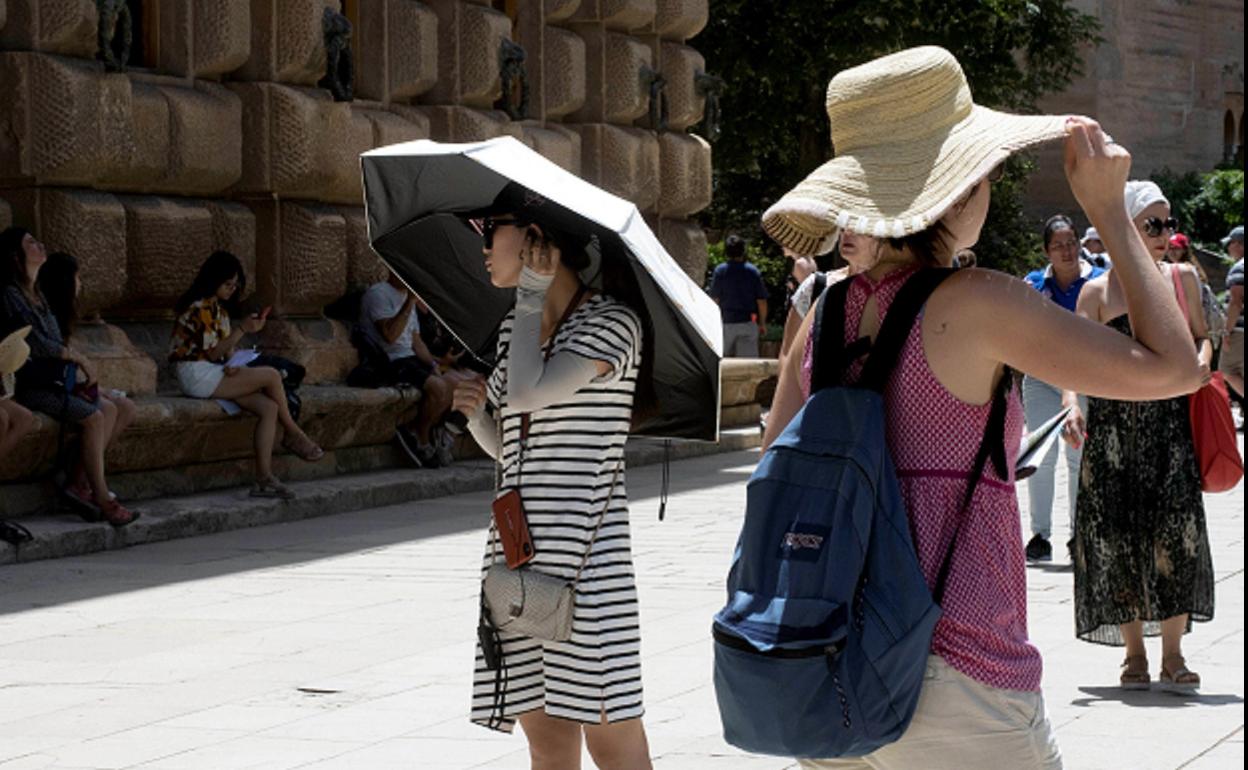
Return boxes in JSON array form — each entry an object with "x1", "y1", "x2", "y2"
[{"x1": 0, "y1": 440, "x2": 1241, "y2": 769}]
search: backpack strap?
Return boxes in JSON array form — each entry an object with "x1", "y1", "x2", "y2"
[
  {"x1": 811, "y1": 271, "x2": 828, "y2": 303},
  {"x1": 810, "y1": 276, "x2": 853, "y2": 392},
  {"x1": 835, "y1": 267, "x2": 1012, "y2": 606},
  {"x1": 933, "y1": 366, "x2": 1013, "y2": 604},
  {"x1": 857, "y1": 269, "x2": 954, "y2": 393}
]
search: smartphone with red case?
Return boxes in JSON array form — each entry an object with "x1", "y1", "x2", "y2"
[{"x1": 492, "y1": 489, "x2": 535, "y2": 568}]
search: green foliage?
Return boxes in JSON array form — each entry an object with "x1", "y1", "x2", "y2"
[
  {"x1": 1152, "y1": 168, "x2": 1246, "y2": 251},
  {"x1": 696, "y1": 0, "x2": 1101, "y2": 270}
]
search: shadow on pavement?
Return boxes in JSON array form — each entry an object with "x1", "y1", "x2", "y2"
[
  {"x1": 1072, "y1": 686, "x2": 1245, "y2": 708},
  {"x1": 0, "y1": 451, "x2": 759, "y2": 615},
  {"x1": 1027, "y1": 562, "x2": 1074, "y2": 573}
]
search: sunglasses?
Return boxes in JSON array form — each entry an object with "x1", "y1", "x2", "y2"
[
  {"x1": 1142, "y1": 217, "x2": 1179, "y2": 238},
  {"x1": 481, "y1": 217, "x2": 525, "y2": 249}
]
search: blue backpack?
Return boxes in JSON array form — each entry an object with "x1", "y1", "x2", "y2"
[{"x1": 712, "y1": 269, "x2": 1010, "y2": 759}]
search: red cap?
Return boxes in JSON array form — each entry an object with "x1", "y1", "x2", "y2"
[{"x1": 1169, "y1": 233, "x2": 1190, "y2": 250}]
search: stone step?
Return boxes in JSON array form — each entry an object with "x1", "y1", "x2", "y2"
[{"x1": 0, "y1": 428, "x2": 762, "y2": 566}]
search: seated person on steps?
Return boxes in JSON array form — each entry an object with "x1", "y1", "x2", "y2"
[{"x1": 358, "y1": 272, "x2": 454, "y2": 468}]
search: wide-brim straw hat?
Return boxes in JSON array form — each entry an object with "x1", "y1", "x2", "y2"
[
  {"x1": 0, "y1": 326, "x2": 32, "y2": 377},
  {"x1": 762, "y1": 46, "x2": 1069, "y2": 255}
]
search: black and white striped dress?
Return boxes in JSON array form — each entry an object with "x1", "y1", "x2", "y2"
[{"x1": 471, "y1": 294, "x2": 644, "y2": 731}]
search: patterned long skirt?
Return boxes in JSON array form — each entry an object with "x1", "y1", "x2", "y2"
[{"x1": 1072, "y1": 320, "x2": 1215, "y2": 645}]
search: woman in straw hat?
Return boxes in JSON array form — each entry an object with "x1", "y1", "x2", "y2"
[
  {"x1": 0, "y1": 325, "x2": 37, "y2": 464},
  {"x1": 1065, "y1": 181, "x2": 1214, "y2": 695},
  {"x1": 761, "y1": 47, "x2": 1204, "y2": 768}
]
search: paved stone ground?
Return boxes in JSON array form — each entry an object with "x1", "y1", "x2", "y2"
[{"x1": 0, "y1": 444, "x2": 1241, "y2": 769}]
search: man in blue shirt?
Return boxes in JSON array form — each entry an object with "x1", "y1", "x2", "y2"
[{"x1": 709, "y1": 234, "x2": 769, "y2": 357}]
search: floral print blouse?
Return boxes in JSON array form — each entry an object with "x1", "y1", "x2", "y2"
[{"x1": 169, "y1": 297, "x2": 230, "y2": 363}]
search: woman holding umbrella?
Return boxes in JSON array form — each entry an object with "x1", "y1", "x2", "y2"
[{"x1": 453, "y1": 185, "x2": 655, "y2": 768}]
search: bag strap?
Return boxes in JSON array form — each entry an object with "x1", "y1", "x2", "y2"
[
  {"x1": 858, "y1": 269, "x2": 954, "y2": 392},
  {"x1": 1170, "y1": 263, "x2": 1192, "y2": 325},
  {"x1": 571, "y1": 461, "x2": 623, "y2": 586},
  {"x1": 486, "y1": 459, "x2": 622, "y2": 583},
  {"x1": 811, "y1": 271, "x2": 828, "y2": 303},
  {"x1": 813, "y1": 268, "x2": 955, "y2": 392},
  {"x1": 810, "y1": 277, "x2": 853, "y2": 392},
  {"x1": 932, "y1": 365, "x2": 1013, "y2": 604},
  {"x1": 809, "y1": 267, "x2": 1011, "y2": 605}
]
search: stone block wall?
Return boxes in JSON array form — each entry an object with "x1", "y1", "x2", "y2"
[
  {"x1": 1025, "y1": 0, "x2": 1245, "y2": 221},
  {"x1": 0, "y1": 0, "x2": 712, "y2": 401}
]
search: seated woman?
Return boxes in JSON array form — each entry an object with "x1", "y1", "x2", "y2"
[
  {"x1": 170, "y1": 251, "x2": 323, "y2": 500},
  {"x1": 38, "y1": 251, "x2": 140, "y2": 507},
  {"x1": 0, "y1": 227, "x2": 137, "y2": 526}
]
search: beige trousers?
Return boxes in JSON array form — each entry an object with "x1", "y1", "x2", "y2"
[{"x1": 800, "y1": 656, "x2": 1062, "y2": 770}]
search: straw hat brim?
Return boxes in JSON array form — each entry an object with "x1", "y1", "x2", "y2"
[
  {"x1": 0, "y1": 326, "x2": 32, "y2": 377},
  {"x1": 762, "y1": 106, "x2": 1068, "y2": 256}
]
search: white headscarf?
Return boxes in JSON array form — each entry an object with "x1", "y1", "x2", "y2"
[{"x1": 1123, "y1": 180, "x2": 1169, "y2": 221}]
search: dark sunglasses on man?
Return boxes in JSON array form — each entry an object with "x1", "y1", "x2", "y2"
[
  {"x1": 1142, "y1": 216, "x2": 1179, "y2": 238},
  {"x1": 481, "y1": 216, "x2": 527, "y2": 250}
]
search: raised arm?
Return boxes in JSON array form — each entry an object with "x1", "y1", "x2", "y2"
[
  {"x1": 507, "y1": 265, "x2": 611, "y2": 414},
  {"x1": 944, "y1": 120, "x2": 1204, "y2": 401}
]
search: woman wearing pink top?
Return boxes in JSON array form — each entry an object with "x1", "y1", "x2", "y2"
[{"x1": 761, "y1": 47, "x2": 1205, "y2": 769}]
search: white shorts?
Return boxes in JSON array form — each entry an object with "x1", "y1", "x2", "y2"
[
  {"x1": 175, "y1": 361, "x2": 225, "y2": 399},
  {"x1": 800, "y1": 656, "x2": 1061, "y2": 770}
]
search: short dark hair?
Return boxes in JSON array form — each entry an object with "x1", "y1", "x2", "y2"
[{"x1": 725, "y1": 234, "x2": 746, "y2": 259}]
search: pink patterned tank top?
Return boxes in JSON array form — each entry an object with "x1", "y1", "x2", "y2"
[{"x1": 801, "y1": 267, "x2": 1040, "y2": 692}]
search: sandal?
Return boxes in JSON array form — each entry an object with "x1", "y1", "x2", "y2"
[
  {"x1": 99, "y1": 499, "x2": 139, "y2": 527},
  {"x1": 1119, "y1": 655, "x2": 1151, "y2": 690},
  {"x1": 283, "y1": 431, "x2": 324, "y2": 462},
  {"x1": 0, "y1": 520, "x2": 33, "y2": 546},
  {"x1": 59, "y1": 481, "x2": 102, "y2": 523},
  {"x1": 1158, "y1": 654, "x2": 1200, "y2": 694},
  {"x1": 251, "y1": 476, "x2": 296, "y2": 500}
]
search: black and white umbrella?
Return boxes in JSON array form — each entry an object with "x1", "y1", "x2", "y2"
[{"x1": 360, "y1": 137, "x2": 723, "y2": 442}]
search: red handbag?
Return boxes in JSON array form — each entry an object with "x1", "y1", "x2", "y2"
[{"x1": 1172, "y1": 266, "x2": 1243, "y2": 492}]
